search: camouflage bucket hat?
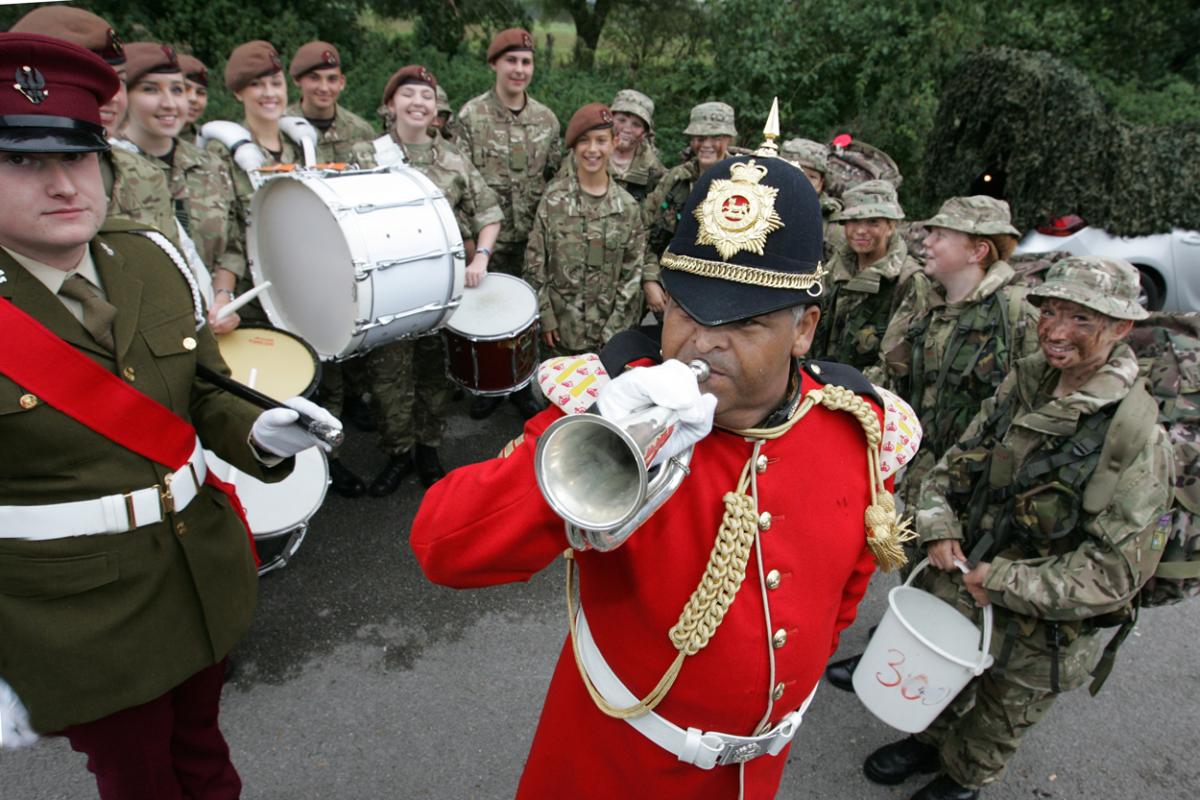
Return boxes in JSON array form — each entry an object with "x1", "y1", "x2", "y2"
[
  {"x1": 832, "y1": 179, "x2": 904, "y2": 221},
  {"x1": 1028, "y1": 256, "x2": 1148, "y2": 321},
  {"x1": 682, "y1": 101, "x2": 736, "y2": 138},
  {"x1": 435, "y1": 84, "x2": 450, "y2": 114},
  {"x1": 921, "y1": 195, "x2": 1020, "y2": 236},
  {"x1": 611, "y1": 89, "x2": 654, "y2": 129},
  {"x1": 780, "y1": 138, "x2": 828, "y2": 174}
]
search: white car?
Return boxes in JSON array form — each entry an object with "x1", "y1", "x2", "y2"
[{"x1": 1015, "y1": 215, "x2": 1200, "y2": 311}]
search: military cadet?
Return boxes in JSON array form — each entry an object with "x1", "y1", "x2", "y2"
[
  {"x1": 10, "y1": 5, "x2": 177, "y2": 241},
  {"x1": 526, "y1": 103, "x2": 644, "y2": 360},
  {"x1": 450, "y1": 27, "x2": 562, "y2": 419},
  {"x1": 119, "y1": 43, "x2": 243, "y2": 335},
  {"x1": 779, "y1": 137, "x2": 845, "y2": 259},
  {"x1": 607, "y1": 89, "x2": 665, "y2": 204},
  {"x1": 824, "y1": 195, "x2": 1038, "y2": 691},
  {"x1": 863, "y1": 257, "x2": 1173, "y2": 800},
  {"x1": 411, "y1": 133, "x2": 922, "y2": 797},
  {"x1": 433, "y1": 84, "x2": 453, "y2": 136},
  {"x1": 642, "y1": 101, "x2": 737, "y2": 315},
  {"x1": 205, "y1": 40, "x2": 296, "y2": 325},
  {"x1": 0, "y1": 33, "x2": 338, "y2": 798},
  {"x1": 178, "y1": 53, "x2": 209, "y2": 143},
  {"x1": 285, "y1": 41, "x2": 376, "y2": 163},
  {"x1": 810, "y1": 180, "x2": 927, "y2": 373},
  {"x1": 362, "y1": 65, "x2": 504, "y2": 496}
]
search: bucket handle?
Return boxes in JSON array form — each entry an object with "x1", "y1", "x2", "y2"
[{"x1": 905, "y1": 557, "x2": 994, "y2": 677}]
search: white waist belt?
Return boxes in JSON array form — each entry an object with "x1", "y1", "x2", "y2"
[
  {"x1": 0, "y1": 437, "x2": 208, "y2": 541},
  {"x1": 575, "y1": 608, "x2": 818, "y2": 769}
]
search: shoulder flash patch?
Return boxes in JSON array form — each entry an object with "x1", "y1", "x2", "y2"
[{"x1": 804, "y1": 359, "x2": 882, "y2": 407}]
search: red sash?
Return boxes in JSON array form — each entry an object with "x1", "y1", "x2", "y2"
[{"x1": 0, "y1": 296, "x2": 259, "y2": 564}]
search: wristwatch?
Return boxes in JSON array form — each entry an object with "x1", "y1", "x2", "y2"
[
  {"x1": 477, "y1": 247, "x2": 493, "y2": 258},
  {"x1": 215, "y1": 288, "x2": 237, "y2": 300}
]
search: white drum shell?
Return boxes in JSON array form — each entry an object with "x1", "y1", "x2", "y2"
[
  {"x1": 248, "y1": 167, "x2": 465, "y2": 360},
  {"x1": 204, "y1": 446, "x2": 329, "y2": 539}
]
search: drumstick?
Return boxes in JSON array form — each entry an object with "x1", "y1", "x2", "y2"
[
  {"x1": 196, "y1": 363, "x2": 344, "y2": 449},
  {"x1": 214, "y1": 282, "x2": 272, "y2": 321}
]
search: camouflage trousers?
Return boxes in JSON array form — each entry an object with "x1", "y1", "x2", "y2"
[
  {"x1": 366, "y1": 333, "x2": 451, "y2": 455},
  {"x1": 316, "y1": 355, "x2": 371, "y2": 419},
  {"x1": 488, "y1": 238, "x2": 528, "y2": 279}
]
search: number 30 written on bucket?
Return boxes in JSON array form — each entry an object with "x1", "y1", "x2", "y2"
[{"x1": 876, "y1": 649, "x2": 953, "y2": 707}]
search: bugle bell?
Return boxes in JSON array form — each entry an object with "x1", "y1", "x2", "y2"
[{"x1": 534, "y1": 359, "x2": 710, "y2": 551}]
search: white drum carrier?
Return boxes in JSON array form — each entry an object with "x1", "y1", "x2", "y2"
[{"x1": 248, "y1": 166, "x2": 466, "y2": 360}]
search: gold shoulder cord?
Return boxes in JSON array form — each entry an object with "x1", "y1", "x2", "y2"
[{"x1": 565, "y1": 385, "x2": 915, "y2": 719}]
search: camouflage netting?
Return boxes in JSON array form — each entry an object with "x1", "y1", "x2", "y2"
[{"x1": 923, "y1": 47, "x2": 1200, "y2": 237}]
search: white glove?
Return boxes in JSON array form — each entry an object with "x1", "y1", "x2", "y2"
[
  {"x1": 0, "y1": 677, "x2": 39, "y2": 749},
  {"x1": 251, "y1": 397, "x2": 341, "y2": 457},
  {"x1": 597, "y1": 359, "x2": 717, "y2": 467}
]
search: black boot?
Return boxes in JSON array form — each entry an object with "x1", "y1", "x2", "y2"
[
  {"x1": 368, "y1": 451, "x2": 414, "y2": 497},
  {"x1": 911, "y1": 774, "x2": 979, "y2": 800},
  {"x1": 864, "y1": 737, "x2": 941, "y2": 786},
  {"x1": 825, "y1": 653, "x2": 862, "y2": 692},
  {"x1": 415, "y1": 444, "x2": 445, "y2": 488},
  {"x1": 328, "y1": 458, "x2": 366, "y2": 498},
  {"x1": 344, "y1": 395, "x2": 378, "y2": 432},
  {"x1": 469, "y1": 394, "x2": 503, "y2": 420},
  {"x1": 510, "y1": 386, "x2": 543, "y2": 420}
]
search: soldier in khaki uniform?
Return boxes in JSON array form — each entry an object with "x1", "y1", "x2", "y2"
[
  {"x1": 608, "y1": 89, "x2": 665, "y2": 204},
  {"x1": 178, "y1": 53, "x2": 209, "y2": 143},
  {"x1": 119, "y1": 43, "x2": 244, "y2": 335},
  {"x1": 363, "y1": 65, "x2": 504, "y2": 495},
  {"x1": 642, "y1": 101, "x2": 736, "y2": 315},
  {"x1": 863, "y1": 257, "x2": 1173, "y2": 800},
  {"x1": 780, "y1": 137, "x2": 845, "y2": 258},
  {"x1": 285, "y1": 41, "x2": 376, "y2": 164},
  {"x1": 526, "y1": 103, "x2": 645, "y2": 357},
  {"x1": 450, "y1": 28, "x2": 561, "y2": 419},
  {"x1": 10, "y1": 6, "x2": 177, "y2": 242},
  {"x1": 0, "y1": 34, "x2": 337, "y2": 797},
  {"x1": 811, "y1": 180, "x2": 927, "y2": 373}
]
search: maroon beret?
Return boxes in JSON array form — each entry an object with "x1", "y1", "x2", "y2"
[
  {"x1": 179, "y1": 54, "x2": 209, "y2": 87},
  {"x1": 381, "y1": 64, "x2": 438, "y2": 107},
  {"x1": 486, "y1": 28, "x2": 534, "y2": 63},
  {"x1": 565, "y1": 103, "x2": 614, "y2": 148},
  {"x1": 224, "y1": 40, "x2": 283, "y2": 93},
  {"x1": 124, "y1": 43, "x2": 181, "y2": 87},
  {"x1": 0, "y1": 32, "x2": 119, "y2": 152},
  {"x1": 290, "y1": 41, "x2": 341, "y2": 79},
  {"x1": 10, "y1": 5, "x2": 125, "y2": 65}
]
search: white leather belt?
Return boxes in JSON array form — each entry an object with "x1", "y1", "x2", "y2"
[
  {"x1": 575, "y1": 608, "x2": 818, "y2": 769},
  {"x1": 0, "y1": 437, "x2": 207, "y2": 541}
]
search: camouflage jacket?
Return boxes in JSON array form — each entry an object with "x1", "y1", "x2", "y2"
[
  {"x1": 820, "y1": 193, "x2": 845, "y2": 261},
  {"x1": 811, "y1": 232, "x2": 927, "y2": 373},
  {"x1": 525, "y1": 172, "x2": 646, "y2": 352},
  {"x1": 449, "y1": 89, "x2": 562, "y2": 245},
  {"x1": 641, "y1": 158, "x2": 701, "y2": 284},
  {"x1": 609, "y1": 140, "x2": 666, "y2": 204},
  {"x1": 914, "y1": 344, "x2": 1173, "y2": 690},
  {"x1": 284, "y1": 102, "x2": 376, "y2": 164},
  {"x1": 881, "y1": 260, "x2": 1039, "y2": 503},
  {"x1": 102, "y1": 147, "x2": 177, "y2": 243},
  {"x1": 147, "y1": 138, "x2": 243, "y2": 279},
  {"x1": 394, "y1": 135, "x2": 503, "y2": 239}
]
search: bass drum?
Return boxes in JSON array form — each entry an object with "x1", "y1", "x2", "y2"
[
  {"x1": 248, "y1": 167, "x2": 465, "y2": 360},
  {"x1": 205, "y1": 446, "x2": 330, "y2": 576}
]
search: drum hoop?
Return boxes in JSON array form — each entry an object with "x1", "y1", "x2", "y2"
[
  {"x1": 218, "y1": 324, "x2": 323, "y2": 399},
  {"x1": 445, "y1": 273, "x2": 538, "y2": 340}
]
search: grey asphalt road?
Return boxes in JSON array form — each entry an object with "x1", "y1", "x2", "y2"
[{"x1": 3, "y1": 399, "x2": 1198, "y2": 800}]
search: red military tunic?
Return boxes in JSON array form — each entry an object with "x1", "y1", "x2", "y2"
[{"x1": 411, "y1": 368, "x2": 881, "y2": 798}]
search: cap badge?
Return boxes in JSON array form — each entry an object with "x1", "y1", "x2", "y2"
[
  {"x1": 323, "y1": 50, "x2": 338, "y2": 66},
  {"x1": 13, "y1": 66, "x2": 47, "y2": 105},
  {"x1": 694, "y1": 160, "x2": 784, "y2": 260},
  {"x1": 107, "y1": 29, "x2": 124, "y2": 60},
  {"x1": 522, "y1": 33, "x2": 534, "y2": 48}
]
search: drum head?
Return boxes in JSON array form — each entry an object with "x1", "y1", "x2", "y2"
[
  {"x1": 250, "y1": 176, "x2": 358, "y2": 357},
  {"x1": 447, "y1": 273, "x2": 538, "y2": 339},
  {"x1": 217, "y1": 326, "x2": 320, "y2": 401}
]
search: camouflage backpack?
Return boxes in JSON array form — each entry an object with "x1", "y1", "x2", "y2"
[{"x1": 823, "y1": 134, "x2": 903, "y2": 200}]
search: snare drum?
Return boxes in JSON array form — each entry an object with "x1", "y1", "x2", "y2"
[
  {"x1": 217, "y1": 325, "x2": 320, "y2": 402},
  {"x1": 248, "y1": 167, "x2": 465, "y2": 360},
  {"x1": 204, "y1": 446, "x2": 330, "y2": 575},
  {"x1": 442, "y1": 273, "x2": 540, "y2": 395}
]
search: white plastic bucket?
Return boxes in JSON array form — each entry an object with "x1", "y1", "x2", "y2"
[{"x1": 852, "y1": 559, "x2": 993, "y2": 733}]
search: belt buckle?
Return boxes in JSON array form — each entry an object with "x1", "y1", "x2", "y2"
[
  {"x1": 717, "y1": 740, "x2": 763, "y2": 766},
  {"x1": 159, "y1": 483, "x2": 175, "y2": 515}
]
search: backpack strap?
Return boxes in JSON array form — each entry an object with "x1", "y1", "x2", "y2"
[{"x1": 1081, "y1": 378, "x2": 1158, "y2": 515}]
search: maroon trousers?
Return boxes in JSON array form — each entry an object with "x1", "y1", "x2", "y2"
[{"x1": 55, "y1": 660, "x2": 241, "y2": 800}]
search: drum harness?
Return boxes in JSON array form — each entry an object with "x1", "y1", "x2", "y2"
[{"x1": 564, "y1": 379, "x2": 914, "y2": 770}]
